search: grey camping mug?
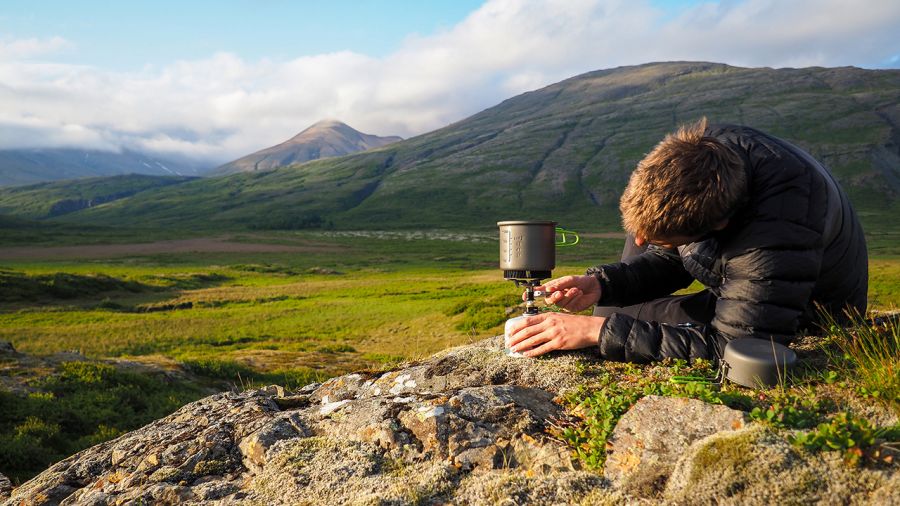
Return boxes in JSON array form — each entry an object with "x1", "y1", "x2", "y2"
[{"x1": 497, "y1": 221, "x2": 579, "y2": 272}]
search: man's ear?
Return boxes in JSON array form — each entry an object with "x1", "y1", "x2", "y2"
[{"x1": 712, "y1": 219, "x2": 729, "y2": 231}]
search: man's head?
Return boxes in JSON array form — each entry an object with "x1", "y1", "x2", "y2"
[{"x1": 620, "y1": 117, "x2": 746, "y2": 246}]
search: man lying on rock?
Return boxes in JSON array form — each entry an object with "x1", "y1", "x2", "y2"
[{"x1": 506, "y1": 118, "x2": 868, "y2": 362}]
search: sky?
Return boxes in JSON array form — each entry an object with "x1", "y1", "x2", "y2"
[{"x1": 1, "y1": 0, "x2": 899, "y2": 164}]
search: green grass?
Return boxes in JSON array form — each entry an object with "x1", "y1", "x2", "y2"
[
  {"x1": 0, "y1": 231, "x2": 620, "y2": 375},
  {"x1": 0, "y1": 214, "x2": 200, "y2": 247},
  {"x1": 1, "y1": 229, "x2": 898, "y2": 483},
  {"x1": 1, "y1": 230, "x2": 897, "y2": 376},
  {"x1": 0, "y1": 270, "x2": 150, "y2": 303},
  {"x1": 820, "y1": 311, "x2": 900, "y2": 414},
  {"x1": 0, "y1": 361, "x2": 207, "y2": 482}
]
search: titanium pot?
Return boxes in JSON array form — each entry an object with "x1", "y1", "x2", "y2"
[
  {"x1": 722, "y1": 338, "x2": 797, "y2": 388},
  {"x1": 497, "y1": 221, "x2": 558, "y2": 279}
]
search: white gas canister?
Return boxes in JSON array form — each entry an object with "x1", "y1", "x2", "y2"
[{"x1": 503, "y1": 315, "x2": 529, "y2": 358}]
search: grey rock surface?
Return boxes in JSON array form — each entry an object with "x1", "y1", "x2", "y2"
[
  {"x1": 3, "y1": 337, "x2": 600, "y2": 505},
  {"x1": 604, "y1": 395, "x2": 748, "y2": 496},
  {"x1": 4, "y1": 336, "x2": 898, "y2": 505},
  {"x1": 0, "y1": 473, "x2": 11, "y2": 502},
  {"x1": 665, "y1": 425, "x2": 900, "y2": 505}
]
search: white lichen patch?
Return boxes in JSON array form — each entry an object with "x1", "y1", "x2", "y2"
[
  {"x1": 319, "y1": 400, "x2": 351, "y2": 416},
  {"x1": 389, "y1": 374, "x2": 418, "y2": 395},
  {"x1": 415, "y1": 405, "x2": 446, "y2": 420}
]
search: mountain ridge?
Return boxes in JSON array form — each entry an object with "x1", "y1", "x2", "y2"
[
  {"x1": 0, "y1": 148, "x2": 208, "y2": 187},
  {"x1": 5, "y1": 62, "x2": 899, "y2": 232},
  {"x1": 211, "y1": 120, "x2": 402, "y2": 176}
]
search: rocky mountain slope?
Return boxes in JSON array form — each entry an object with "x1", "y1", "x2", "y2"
[
  {"x1": 0, "y1": 149, "x2": 207, "y2": 187},
  {"x1": 211, "y1": 120, "x2": 402, "y2": 176},
  {"x1": 4, "y1": 337, "x2": 897, "y2": 505},
  {"x1": 37, "y1": 62, "x2": 900, "y2": 232}
]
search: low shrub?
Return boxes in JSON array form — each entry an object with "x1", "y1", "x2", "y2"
[
  {"x1": 182, "y1": 357, "x2": 326, "y2": 390},
  {"x1": 748, "y1": 389, "x2": 829, "y2": 429},
  {"x1": 0, "y1": 361, "x2": 205, "y2": 483},
  {"x1": 446, "y1": 293, "x2": 521, "y2": 332},
  {"x1": 789, "y1": 412, "x2": 900, "y2": 466},
  {"x1": 0, "y1": 271, "x2": 147, "y2": 302}
]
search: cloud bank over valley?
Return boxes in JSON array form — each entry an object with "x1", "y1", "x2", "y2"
[{"x1": 2, "y1": 0, "x2": 898, "y2": 165}]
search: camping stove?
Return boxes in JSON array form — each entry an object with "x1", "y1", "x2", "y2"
[{"x1": 497, "y1": 220, "x2": 558, "y2": 314}]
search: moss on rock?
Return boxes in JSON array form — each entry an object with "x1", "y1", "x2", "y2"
[{"x1": 665, "y1": 425, "x2": 897, "y2": 505}]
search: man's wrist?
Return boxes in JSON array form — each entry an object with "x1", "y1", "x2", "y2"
[
  {"x1": 596, "y1": 316, "x2": 608, "y2": 345},
  {"x1": 585, "y1": 266, "x2": 608, "y2": 305}
]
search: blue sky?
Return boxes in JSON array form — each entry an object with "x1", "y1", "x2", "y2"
[
  {"x1": 1, "y1": 1, "x2": 486, "y2": 69},
  {"x1": 1, "y1": 0, "x2": 719, "y2": 69},
  {"x1": 1, "y1": 0, "x2": 898, "y2": 161}
]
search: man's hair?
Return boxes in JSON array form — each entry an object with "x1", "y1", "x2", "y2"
[{"x1": 619, "y1": 117, "x2": 747, "y2": 239}]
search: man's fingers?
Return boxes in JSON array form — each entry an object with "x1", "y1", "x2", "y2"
[
  {"x1": 545, "y1": 291, "x2": 565, "y2": 304},
  {"x1": 508, "y1": 322, "x2": 546, "y2": 348},
  {"x1": 507, "y1": 316, "x2": 551, "y2": 347},
  {"x1": 550, "y1": 288, "x2": 584, "y2": 310},
  {"x1": 523, "y1": 340, "x2": 559, "y2": 357},
  {"x1": 556, "y1": 293, "x2": 584, "y2": 311},
  {"x1": 543, "y1": 276, "x2": 576, "y2": 292},
  {"x1": 512, "y1": 332, "x2": 552, "y2": 353},
  {"x1": 505, "y1": 313, "x2": 546, "y2": 336}
]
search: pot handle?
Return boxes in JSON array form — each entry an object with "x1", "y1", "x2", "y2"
[{"x1": 555, "y1": 227, "x2": 580, "y2": 247}]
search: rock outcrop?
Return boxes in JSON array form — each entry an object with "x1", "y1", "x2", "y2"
[
  {"x1": 0, "y1": 473, "x2": 11, "y2": 502},
  {"x1": 4, "y1": 337, "x2": 898, "y2": 505},
  {"x1": 604, "y1": 395, "x2": 749, "y2": 496}
]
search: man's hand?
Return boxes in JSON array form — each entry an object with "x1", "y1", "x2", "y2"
[
  {"x1": 506, "y1": 312, "x2": 605, "y2": 357},
  {"x1": 526, "y1": 275, "x2": 601, "y2": 312}
]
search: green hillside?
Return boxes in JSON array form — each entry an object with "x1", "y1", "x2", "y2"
[
  {"x1": 17, "y1": 62, "x2": 900, "y2": 232},
  {"x1": 0, "y1": 174, "x2": 195, "y2": 220}
]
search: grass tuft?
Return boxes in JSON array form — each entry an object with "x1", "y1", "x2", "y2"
[{"x1": 820, "y1": 310, "x2": 900, "y2": 414}]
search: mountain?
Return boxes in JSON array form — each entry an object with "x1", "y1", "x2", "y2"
[
  {"x1": 0, "y1": 148, "x2": 208, "y2": 187},
  {"x1": 13, "y1": 62, "x2": 900, "y2": 231},
  {"x1": 211, "y1": 120, "x2": 403, "y2": 176},
  {"x1": 0, "y1": 174, "x2": 195, "y2": 220}
]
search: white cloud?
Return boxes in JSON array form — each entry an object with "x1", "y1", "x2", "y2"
[
  {"x1": 1, "y1": 0, "x2": 898, "y2": 165},
  {"x1": 0, "y1": 36, "x2": 71, "y2": 60}
]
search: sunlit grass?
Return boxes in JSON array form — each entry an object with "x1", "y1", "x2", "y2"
[
  {"x1": 0, "y1": 231, "x2": 897, "y2": 383},
  {"x1": 821, "y1": 310, "x2": 900, "y2": 415}
]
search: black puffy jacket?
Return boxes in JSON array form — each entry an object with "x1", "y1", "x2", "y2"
[{"x1": 590, "y1": 124, "x2": 868, "y2": 362}]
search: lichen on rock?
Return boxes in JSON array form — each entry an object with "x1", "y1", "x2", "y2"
[
  {"x1": 3, "y1": 336, "x2": 898, "y2": 505},
  {"x1": 0, "y1": 473, "x2": 11, "y2": 502},
  {"x1": 604, "y1": 395, "x2": 748, "y2": 497},
  {"x1": 3, "y1": 337, "x2": 600, "y2": 505},
  {"x1": 665, "y1": 425, "x2": 900, "y2": 505}
]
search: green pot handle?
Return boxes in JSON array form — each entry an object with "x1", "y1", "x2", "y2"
[{"x1": 556, "y1": 227, "x2": 580, "y2": 247}]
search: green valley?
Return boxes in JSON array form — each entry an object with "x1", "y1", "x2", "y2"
[{"x1": 2, "y1": 62, "x2": 898, "y2": 234}]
